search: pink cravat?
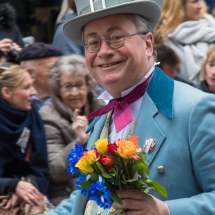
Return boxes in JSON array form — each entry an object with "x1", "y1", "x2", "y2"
[{"x1": 88, "y1": 74, "x2": 152, "y2": 132}]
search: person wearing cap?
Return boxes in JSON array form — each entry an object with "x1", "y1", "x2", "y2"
[
  {"x1": 19, "y1": 42, "x2": 63, "y2": 109},
  {"x1": 46, "y1": 0, "x2": 215, "y2": 215}
]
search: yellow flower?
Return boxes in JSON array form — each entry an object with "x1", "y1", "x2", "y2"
[
  {"x1": 95, "y1": 138, "x2": 108, "y2": 154},
  {"x1": 84, "y1": 149, "x2": 97, "y2": 164},
  {"x1": 76, "y1": 156, "x2": 94, "y2": 174},
  {"x1": 117, "y1": 138, "x2": 141, "y2": 159}
]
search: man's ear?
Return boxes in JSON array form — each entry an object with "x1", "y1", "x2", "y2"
[
  {"x1": 1, "y1": 87, "x2": 12, "y2": 100},
  {"x1": 144, "y1": 33, "x2": 154, "y2": 58}
]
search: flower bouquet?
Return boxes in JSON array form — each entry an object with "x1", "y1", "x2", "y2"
[{"x1": 68, "y1": 136, "x2": 167, "y2": 215}]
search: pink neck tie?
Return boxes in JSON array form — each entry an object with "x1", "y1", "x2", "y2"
[{"x1": 88, "y1": 74, "x2": 152, "y2": 132}]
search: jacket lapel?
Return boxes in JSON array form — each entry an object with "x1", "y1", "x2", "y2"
[
  {"x1": 133, "y1": 92, "x2": 165, "y2": 166},
  {"x1": 134, "y1": 67, "x2": 174, "y2": 165},
  {"x1": 87, "y1": 114, "x2": 108, "y2": 149},
  {"x1": 86, "y1": 67, "x2": 174, "y2": 165}
]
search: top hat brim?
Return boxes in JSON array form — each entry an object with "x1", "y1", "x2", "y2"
[{"x1": 63, "y1": 0, "x2": 161, "y2": 45}]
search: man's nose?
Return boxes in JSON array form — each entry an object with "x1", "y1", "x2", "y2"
[{"x1": 97, "y1": 40, "x2": 114, "y2": 56}]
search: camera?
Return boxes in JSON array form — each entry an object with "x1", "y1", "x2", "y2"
[{"x1": 7, "y1": 45, "x2": 20, "y2": 63}]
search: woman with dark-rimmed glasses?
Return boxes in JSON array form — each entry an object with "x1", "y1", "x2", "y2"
[{"x1": 39, "y1": 54, "x2": 105, "y2": 206}]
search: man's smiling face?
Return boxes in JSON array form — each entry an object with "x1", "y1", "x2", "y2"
[{"x1": 83, "y1": 13, "x2": 154, "y2": 98}]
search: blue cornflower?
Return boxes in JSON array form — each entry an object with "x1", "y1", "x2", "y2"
[
  {"x1": 67, "y1": 144, "x2": 85, "y2": 174},
  {"x1": 89, "y1": 181, "x2": 112, "y2": 209},
  {"x1": 100, "y1": 199, "x2": 112, "y2": 210}
]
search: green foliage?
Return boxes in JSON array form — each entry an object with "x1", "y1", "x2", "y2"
[
  {"x1": 109, "y1": 209, "x2": 125, "y2": 215},
  {"x1": 79, "y1": 181, "x2": 91, "y2": 190}
]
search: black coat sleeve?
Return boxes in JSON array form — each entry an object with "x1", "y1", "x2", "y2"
[{"x1": 0, "y1": 178, "x2": 20, "y2": 195}]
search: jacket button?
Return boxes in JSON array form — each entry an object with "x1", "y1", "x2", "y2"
[{"x1": 157, "y1": 166, "x2": 165, "y2": 173}]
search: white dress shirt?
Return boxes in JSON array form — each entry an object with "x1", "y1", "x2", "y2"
[{"x1": 98, "y1": 63, "x2": 159, "y2": 142}]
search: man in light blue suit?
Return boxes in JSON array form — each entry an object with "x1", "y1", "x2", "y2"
[{"x1": 46, "y1": 0, "x2": 215, "y2": 214}]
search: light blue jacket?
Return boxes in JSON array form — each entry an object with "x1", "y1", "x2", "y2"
[{"x1": 47, "y1": 67, "x2": 215, "y2": 215}]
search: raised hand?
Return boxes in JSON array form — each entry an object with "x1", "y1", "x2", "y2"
[
  {"x1": 0, "y1": 38, "x2": 22, "y2": 55},
  {"x1": 72, "y1": 109, "x2": 89, "y2": 144}
]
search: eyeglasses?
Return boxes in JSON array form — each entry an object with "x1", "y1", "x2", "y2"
[
  {"x1": 60, "y1": 83, "x2": 86, "y2": 91},
  {"x1": 83, "y1": 32, "x2": 146, "y2": 53}
]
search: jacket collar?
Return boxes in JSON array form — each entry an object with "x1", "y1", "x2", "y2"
[
  {"x1": 147, "y1": 66, "x2": 174, "y2": 119},
  {"x1": 86, "y1": 66, "x2": 174, "y2": 133}
]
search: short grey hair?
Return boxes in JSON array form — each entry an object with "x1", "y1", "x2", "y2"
[
  {"x1": 48, "y1": 54, "x2": 97, "y2": 95},
  {"x1": 132, "y1": 14, "x2": 157, "y2": 59}
]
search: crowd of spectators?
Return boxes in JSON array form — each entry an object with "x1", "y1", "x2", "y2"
[{"x1": 1, "y1": 0, "x2": 215, "y2": 211}]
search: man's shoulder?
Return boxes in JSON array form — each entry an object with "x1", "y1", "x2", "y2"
[
  {"x1": 173, "y1": 80, "x2": 215, "y2": 109},
  {"x1": 174, "y1": 80, "x2": 214, "y2": 99}
]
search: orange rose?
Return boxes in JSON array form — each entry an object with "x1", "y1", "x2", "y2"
[
  {"x1": 117, "y1": 138, "x2": 141, "y2": 159},
  {"x1": 128, "y1": 136, "x2": 138, "y2": 147},
  {"x1": 100, "y1": 154, "x2": 114, "y2": 172}
]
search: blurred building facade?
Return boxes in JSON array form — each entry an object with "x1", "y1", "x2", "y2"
[{"x1": 2, "y1": 0, "x2": 62, "y2": 43}]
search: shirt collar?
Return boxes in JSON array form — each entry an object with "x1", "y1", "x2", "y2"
[
  {"x1": 98, "y1": 62, "x2": 159, "y2": 100},
  {"x1": 86, "y1": 65, "x2": 174, "y2": 134}
]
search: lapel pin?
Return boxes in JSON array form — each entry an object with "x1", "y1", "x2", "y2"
[{"x1": 143, "y1": 138, "x2": 157, "y2": 154}]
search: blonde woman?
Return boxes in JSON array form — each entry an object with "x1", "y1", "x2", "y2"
[
  {"x1": 155, "y1": 0, "x2": 215, "y2": 85},
  {"x1": 0, "y1": 62, "x2": 49, "y2": 207},
  {"x1": 198, "y1": 45, "x2": 215, "y2": 93}
]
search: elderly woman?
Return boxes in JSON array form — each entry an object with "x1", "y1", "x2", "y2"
[
  {"x1": 0, "y1": 62, "x2": 49, "y2": 208},
  {"x1": 198, "y1": 45, "x2": 215, "y2": 93},
  {"x1": 155, "y1": 0, "x2": 215, "y2": 86},
  {"x1": 39, "y1": 54, "x2": 105, "y2": 206}
]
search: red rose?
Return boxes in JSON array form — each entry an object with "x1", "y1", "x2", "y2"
[
  {"x1": 100, "y1": 154, "x2": 114, "y2": 172},
  {"x1": 107, "y1": 143, "x2": 118, "y2": 156}
]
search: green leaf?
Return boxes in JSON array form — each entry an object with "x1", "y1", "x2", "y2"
[
  {"x1": 134, "y1": 151, "x2": 148, "y2": 165},
  {"x1": 147, "y1": 180, "x2": 168, "y2": 198},
  {"x1": 132, "y1": 163, "x2": 149, "y2": 176},
  {"x1": 95, "y1": 162, "x2": 112, "y2": 178},
  {"x1": 133, "y1": 170, "x2": 139, "y2": 180},
  {"x1": 79, "y1": 181, "x2": 91, "y2": 190},
  {"x1": 144, "y1": 188, "x2": 149, "y2": 193},
  {"x1": 109, "y1": 209, "x2": 124, "y2": 215},
  {"x1": 88, "y1": 173, "x2": 98, "y2": 182},
  {"x1": 110, "y1": 190, "x2": 123, "y2": 205},
  {"x1": 146, "y1": 179, "x2": 151, "y2": 183},
  {"x1": 140, "y1": 151, "x2": 148, "y2": 164},
  {"x1": 126, "y1": 170, "x2": 138, "y2": 183}
]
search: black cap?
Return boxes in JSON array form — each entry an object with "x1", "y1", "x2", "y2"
[{"x1": 19, "y1": 42, "x2": 63, "y2": 61}]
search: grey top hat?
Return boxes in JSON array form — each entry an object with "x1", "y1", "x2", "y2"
[{"x1": 63, "y1": 0, "x2": 161, "y2": 45}]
